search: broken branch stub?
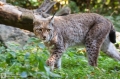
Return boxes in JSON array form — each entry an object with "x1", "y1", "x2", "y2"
[
  {"x1": 55, "y1": 6, "x2": 71, "y2": 16},
  {"x1": 36, "y1": 0, "x2": 56, "y2": 14}
]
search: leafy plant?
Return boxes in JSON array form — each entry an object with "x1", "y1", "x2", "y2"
[
  {"x1": 0, "y1": 37, "x2": 61, "y2": 78},
  {"x1": 7, "y1": 0, "x2": 43, "y2": 9},
  {"x1": 0, "y1": 36, "x2": 120, "y2": 79},
  {"x1": 105, "y1": 14, "x2": 120, "y2": 32}
]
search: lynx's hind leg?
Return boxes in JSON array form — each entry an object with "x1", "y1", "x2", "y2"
[
  {"x1": 85, "y1": 23, "x2": 111, "y2": 66},
  {"x1": 85, "y1": 39, "x2": 101, "y2": 66},
  {"x1": 101, "y1": 37, "x2": 120, "y2": 60}
]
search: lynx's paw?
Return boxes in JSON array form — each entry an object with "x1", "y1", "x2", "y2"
[{"x1": 46, "y1": 59, "x2": 55, "y2": 71}]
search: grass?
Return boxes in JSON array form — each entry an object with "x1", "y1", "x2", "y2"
[
  {"x1": 60, "y1": 53, "x2": 120, "y2": 79},
  {"x1": 0, "y1": 37, "x2": 120, "y2": 79}
]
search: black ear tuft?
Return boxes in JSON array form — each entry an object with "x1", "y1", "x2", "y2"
[{"x1": 49, "y1": 12, "x2": 56, "y2": 23}]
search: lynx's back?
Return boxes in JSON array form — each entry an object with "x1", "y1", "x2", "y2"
[{"x1": 52, "y1": 13, "x2": 108, "y2": 47}]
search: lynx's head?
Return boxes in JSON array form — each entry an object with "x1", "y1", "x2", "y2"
[{"x1": 33, "y1": 14, "x2": 54, "y2": 42}]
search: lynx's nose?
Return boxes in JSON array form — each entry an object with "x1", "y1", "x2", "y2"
[{"x1": 43, "y1": 36, "x2": 46, "y2": 40}]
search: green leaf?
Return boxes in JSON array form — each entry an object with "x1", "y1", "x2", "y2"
[
  {"x1": 44, "y1": 66, "x2": 61, "y2": 78},
  {"x1": 97, "y1": 0, "x2": 101, "y2": 3},
  {"x1": 105, "y1": 0, "x2": 110, "y2": 5},
  {"x1": 9, "y1": 51, "x2": 16, "y2": 58},
  {"x1": 116, "y1": 16, "x2": 120, "y2": 20},
  {"x1": 49, "y1": 72, "x2": 61, "y2": 78},
  {"x1": 38, "y1": 58, "x2": 45, "y2": 71},
  {"x1": 20, "y1": 71, "x2": 28, "y2": 78},
  {"x1": 24, "y1": 52, "x2": 30, "y2": 59},
  {"x1": 44, "y1": 66, "x2": 50, "y2": 75},
  {"x1": 38, "y1": 43, "x2": 45, "y2": 49}
]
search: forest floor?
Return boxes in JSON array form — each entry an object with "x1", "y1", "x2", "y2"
[{"x1": 0, "y1": 37, "x2": 120, "y2": 79}]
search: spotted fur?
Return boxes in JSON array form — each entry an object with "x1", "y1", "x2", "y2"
[{"x1": 33, "y1": 13, "x2": 120, "y2": 70}]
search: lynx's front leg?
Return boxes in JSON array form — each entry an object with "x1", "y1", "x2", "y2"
[
  {"x1": 46, "y1": 44, "x2": 64, "y2": 70},
  {"x1": 54, "y1": 58, "x2": 62, "y2": 69}
]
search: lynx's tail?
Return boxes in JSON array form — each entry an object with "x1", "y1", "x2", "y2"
[{"x1": 109, "y1": 24, "x2": 116, "y2": 43}]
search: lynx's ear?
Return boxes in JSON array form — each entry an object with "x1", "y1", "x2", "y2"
[
  {"x1": 49, "y1": 12, "x2": 56, "y2": 23},
  {"x1": 32, "y1": 10, "x2": 43, "y2": 23},
  {"x1": 32, "y1": 10, "x2": 38, "y2": 22}
]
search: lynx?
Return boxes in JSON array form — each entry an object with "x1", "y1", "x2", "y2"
[{"x1": 33, "y1": 13, "x2": 120, "y2": 70}]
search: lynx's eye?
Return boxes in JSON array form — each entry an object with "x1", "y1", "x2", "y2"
[
  {"x1": 36, "y1": 29, "x2": 42, "y2": 32},
  {"x1": 47, "y1": 29, "x2": 51, "y2": 32}
]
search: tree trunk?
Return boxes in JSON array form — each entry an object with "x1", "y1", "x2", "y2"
[
  {"x1": 0, "y1": 0, "x2": 57, "y2": 32},
  {"x1": 0, "y1": 1, "x2": 34, "y2": 31},
  {"x1": 0, "y1": 1, "x2": 70, "y2": 32}
]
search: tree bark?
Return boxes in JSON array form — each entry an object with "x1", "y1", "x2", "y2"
[
  {"x1": 0, "y1": 1, "x2": 34, "y2": 31},
  {"x1": 0, "y1": 0, "x2": 57, "y2": 32}
]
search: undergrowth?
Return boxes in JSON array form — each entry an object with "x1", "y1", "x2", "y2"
[{"x1": 0, "y1": 37, "x2": 120, "y2": 79}]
